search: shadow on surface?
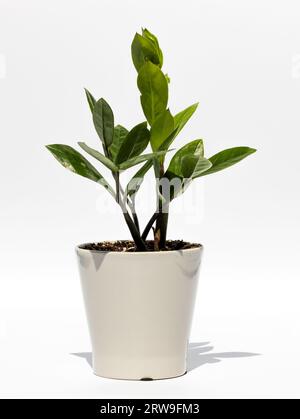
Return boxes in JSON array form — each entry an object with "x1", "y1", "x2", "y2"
[
  {"x1": 71, "y1": 351, "x2": 93, "y2": 368},
  {"x1": 187, "y1": 342, "x2": 260, "y2": 371},
  {"x1": 72, "y1": 342, "x2": 260, "y2": 372}
]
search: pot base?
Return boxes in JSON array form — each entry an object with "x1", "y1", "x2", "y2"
[
  {"x1": 91, "y1": 353, "x2": 188, "y2": 381},
  {"x1": 93, "y1": 370, "x2": 187, "y2": 381}
]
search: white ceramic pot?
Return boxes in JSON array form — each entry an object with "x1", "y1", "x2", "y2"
[{"x1": 76, "y1": 244, "x2": 203, "y2": 380}]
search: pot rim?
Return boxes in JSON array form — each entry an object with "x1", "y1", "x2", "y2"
[{"x1": 76, "y1": 241, "x2": 203, "y2": 255}]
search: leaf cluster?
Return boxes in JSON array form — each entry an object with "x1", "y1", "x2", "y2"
[{"x1": 46, "y1": 28, "x2": 256, "y2": 250}]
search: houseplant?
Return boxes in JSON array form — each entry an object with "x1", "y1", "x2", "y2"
[{"x1": 46, "y1": 28, "x2": 256, "y2": 380}]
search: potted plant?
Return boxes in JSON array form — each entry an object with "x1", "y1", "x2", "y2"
[{"x1": 46, "y1": 28, "x2": 256, "y2": 380}]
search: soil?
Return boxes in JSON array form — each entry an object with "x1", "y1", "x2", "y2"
[{"x1": 79, "y1": 240, "x2": 201, "y2": 252}]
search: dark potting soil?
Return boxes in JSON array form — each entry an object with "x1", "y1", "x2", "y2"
[{"x1": 79, "y1": 240, "x2": 201, "y2": 252}]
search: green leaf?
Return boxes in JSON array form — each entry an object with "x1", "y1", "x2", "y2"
[
  {"x1": 163, "y1": 140, "x2": 210, "y2": 201},
  {"x1": 45, "y1": 144, "x2": 114, "y2": 194},
  {"x1": 142, "y1": 28, "x2": 163, "y2": 67},
  {"x1": 157, "y1": 103, "x2": 199, "y2": 152},
  {"x1": 174, "y1": 102, "x2": 199, "y2": 135},
  {"x1": 115, "y1": 122, "x2": 150, "y2": 165},
  {"x1": 137, "y1": 61, "x2": 168, "y2": 126},
  {"x1": 93, "y1": 98, "x2": 114, "y2": 148},
  {"x1": 197, "y1": 146, "x2": 257, "y2": 177},
  {"x1": 78, "y1": 142, "x2": 118, "y2": 172},
  {"x1": 157, "y1": 127, "x2": 178, "y2": 152},
  {"x1": 126, "y1": 160, "x2": 153, "y2": 197},
  {"x1": 181, "y1": 155, "x2": 212, "y2": 178},
  {"x1": 150, "y1": 109, "x2": 174, "y2": 151},
  {"x1": 131, "y1": 33, "x2": 161, "y2": 72},
  {"x1": 123, "y1": 148, "x2": 170, "y2": 199},
  {"x1": 109, "y1": 125, "x2": 129, "y2": 162},
  {"x1": 119, "y1": 150, "x2": 168, "y2": 170},
  {"x1": 166, "y1": 140, "x2": 204, "y2": 177},
  {"x1": 84, "y1": 88, "x2": 96, "y2": 113}
]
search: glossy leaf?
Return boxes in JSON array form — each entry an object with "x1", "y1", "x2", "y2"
[
  {"x1": 84, "y1": 88, "x2": 96, "y2": 113},
  {"x1": 181, "y1": 155, "x2": 212, "y2": 178},
  {"x1": 137, "y1": 61, "x2": 168, "y2": 126},
  {"x1": 174, "y1": 103, "x2": 199, "y2": 135},
  {"x1": 124, "y1": 148, "x2": 170, "y2": 198},
  {"x1": 78, "y1": 142, "x2": 118, "y2": 172},
  {"x1": 126, "y1": 160, "x2": 153, "y2": 197},
  {"x1": 150, "y1": 109, "x2": 174, "y2": 151},
  {"x1": 109, "y1": 125, "x2": 128, "y2": 162},
  {"x1": 115, "y1": 122, "x2": 150, "y2": 164},
  {"x1": 131, "y1": 33, "x2": 161, "y2": 72},
  {"x1": 166, "y1": 140, "x2": 204, "y2": 177},
  {"x1": 45, "y1": 144, "x2": 114, "y2": 194},
  {"x1": 142, "y1": 28, "x2": 163, "y2": 67},
  {"x1": 197, "y1": 146, "x2": 257, "y2": 177},
  {"x1": 93, "y1": 98, "x2": 114, "y2": 148},
  {"x1": 119, "y1": 150, "x2": 168, "y2": 170},
  {"x1": 157, "y1": 127, "x2": 178, "y2": 152},
  {"x1": 156, "y1": 104, "x2": 199, "y2": 152},
  {"x1": 163, "y1": 140, "x2": 210, "y2": 201}
]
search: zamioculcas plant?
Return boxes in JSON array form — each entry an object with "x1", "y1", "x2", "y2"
[
  {"x1": 46, "y1": 29, "x2": 256, "y2": 381},
  {"x1": 46, "y1": 28, "x2": 256, "y2": 252}
]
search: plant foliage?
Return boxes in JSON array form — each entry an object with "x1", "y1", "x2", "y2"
[{"x1": 46, "y1": 28, "x2": 256, "y2": 251}]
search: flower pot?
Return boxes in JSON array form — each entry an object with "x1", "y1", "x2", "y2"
[{"x1": 76, "y1": 244, "x2": 203, "y2": 380}]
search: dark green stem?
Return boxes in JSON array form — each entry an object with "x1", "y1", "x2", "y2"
[
  {"x1": 115, "y1": 172, "x2": 120, "y2": 204},
  {"x1": 113, "y1": 171, "x2": 145, "y2": 250},
  {"x1": 155, "y1": 200, "x2": 169, "y2": 249},
  {"x1": 99, "y1": 141, "x2": 145, "y2": 249},
  {"x1": 120, "y1": 181, "x2": 140, "y2": 233},
  {"x1": 133, "y1": 214, "x2": 140, "y2": 233},
  {"x1": 119, "y1": 201, "x2": 147, "y2": 251},
  {"x1": 142, "y1": 211, "x2": 159, "y2": 240},
  {"x1": 154, "y1": 161, "x2": 170, "y2": 249}
]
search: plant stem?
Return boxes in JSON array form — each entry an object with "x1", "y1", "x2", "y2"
[
  {"x1": 155, "y1": 200, "x2": 169, "y2": 249},
  {"x1": 115, "y1": 172, "x2": 120, "y2": 204},
  {"x1": 114, "y1": 172, "x2": 145, "y2": 250},
  {"x1": 131, "y1": 196, "x2": 140, "y2": 233},
  {"x1": 153, "y1": 161, "x2": 170, "y2": 249},
  {"x1": 119, "y1": 201, "x2": 147, "y2": 251},
  {"x1": 119, "y1": 180, "x2": 140, "y2": 233},
  {"x1": 142, "y1": 211, "x2": 159, "y2": 240}
]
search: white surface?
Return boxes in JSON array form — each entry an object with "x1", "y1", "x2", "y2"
[
  {"x1": 0, "y1": 275, "x2": 299, "y2": 399},
  {"x1": 0, "y1": 0, "x2": 300, "y2": 398}
]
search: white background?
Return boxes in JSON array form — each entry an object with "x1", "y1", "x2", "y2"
[{"x1": 0, "y1": 0, "x2": 300, "y2": 398}]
